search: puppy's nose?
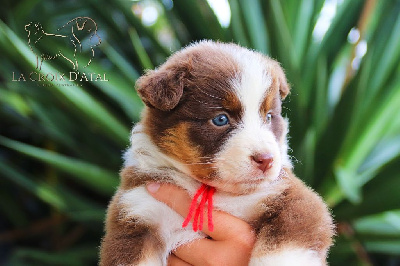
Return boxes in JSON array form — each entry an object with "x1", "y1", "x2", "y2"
[{"x1": 251, "y1": 153, "x2": 274, "y2": 173}]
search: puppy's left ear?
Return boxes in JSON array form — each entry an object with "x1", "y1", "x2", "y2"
[{"x1": 276, "y1": 65, "x2": 291, "y2": 100}]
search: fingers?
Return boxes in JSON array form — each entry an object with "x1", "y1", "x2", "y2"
[
  {"x1": 172, "y1": 238, "x2": 253, "y2": 266},
  {"x1": 172, "y1": 238, "x2": 218, "y2": 265},
  {"x1": 147, "y1": 183, "x2": 256, "y2": 266},
  {"x1": 167, "y1": 254, "x2": 191, "y2": 266},
  {"x1": 146, "y1": 183, "x2": 256, "y2": 242}
]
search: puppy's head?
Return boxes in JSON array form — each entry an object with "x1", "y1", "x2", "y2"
[{"x1": 137, "y1": 41, "x2": 291, "y2": 194}]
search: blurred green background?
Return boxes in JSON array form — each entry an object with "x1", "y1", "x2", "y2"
[{"x1": 0, "y1": 0, "x2": 399, "y2": 265}]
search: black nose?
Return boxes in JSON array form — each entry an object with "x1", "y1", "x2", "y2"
[{"x1": 251, "y1": 153, "x2": 274, "y2": 173}]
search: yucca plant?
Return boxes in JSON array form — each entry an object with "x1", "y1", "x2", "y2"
[{"x1": 0, "y1": 0, "x2": 399, "y2": 265}]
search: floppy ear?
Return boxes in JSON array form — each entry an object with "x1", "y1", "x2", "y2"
[
  {"x1": 273, "y1": 64, "x2": 291, "y2": 100},
  {"x1": 136, "y1": 68, "x2": 186, "y2": 111},
  {"x1": 278, "y1": 70, "x2": 290, "y2": 100}
]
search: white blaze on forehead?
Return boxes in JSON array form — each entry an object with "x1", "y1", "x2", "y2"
[
  {"x1": 231, "y1": 50, "x2": 272, "y2": 117},
  {"x1": 228, "y1": 48, "x2": 275, "y2": 144}
]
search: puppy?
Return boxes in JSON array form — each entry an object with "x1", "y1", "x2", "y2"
[{"x1": 100, "y1": 41, "x2": 334, "y2": 265}]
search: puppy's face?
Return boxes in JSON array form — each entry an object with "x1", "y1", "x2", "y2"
[{"x1": 137, "y1": 41, "x2": 291, "y2": 194}]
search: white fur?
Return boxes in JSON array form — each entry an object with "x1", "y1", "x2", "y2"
[
  {"x1": 213, "y1": 177, "x2": 287, "y2": 221},
  {"x1": 280, "y1": 117, "x2": 293, "y2": 168},
  {"x1": 249, "y1": 248, "x2": 322, "y2": 266},
  {"x1": 231, "y1": 47, "x2": 273, "y2": 105},
  {"x1": 137, "y1": 256, "x2": 163, "y2": 266},
  {"x1": 120, "y1": 187, "x2": 205, "y2": 254}
]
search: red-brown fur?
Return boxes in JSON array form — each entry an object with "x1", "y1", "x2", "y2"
[{"x1": 250, "y1": 169, "x2": 334, "y2": 258}]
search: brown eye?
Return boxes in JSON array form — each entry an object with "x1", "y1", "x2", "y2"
[{"x1": 266, "y1": 113, "x2": 272, "y2": 123}]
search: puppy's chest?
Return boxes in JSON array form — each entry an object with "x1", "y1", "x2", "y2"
[
  {"x1": 118, "y1": 177, "x2": 287, "y2": 258},
  {"x1": 212, "y1": 191, "x2": 274, "y2": 221},
  {"x1": 120, "y1": 181, "x2": 285, "y2": 228}
]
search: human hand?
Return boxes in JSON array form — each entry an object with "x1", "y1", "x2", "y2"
[{"x1": 146, "y1": 183, "x2": 256, "y2": 266}]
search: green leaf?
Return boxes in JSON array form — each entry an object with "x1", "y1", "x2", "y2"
[
  {"x1": 335, "y1": 166, "x2": 361, "y2": 204},
  {"x1": 0, "y1": 136, "x2": 118, "y2": 196},
  {"x1": 9, "y1": 245, "x2": 97, "y2": 266},
  {"x1": 79, "y1": 54, "x2": 143, "y2": 121},
  {"x1": 0, "y1": 184, "x2": 28, "y2": 227},
  {"x1": 129, "y1": 27, "x2": 154, "y2": 71},
  {"x1": 354, "y1": 210, "x2": 400, "y2": 237},
  {"x1": 228, "y1": 0, "x2": 250, "y2": 47},
  {"x1": 0, "y1": 88, "x2": 31, "y2": 117},
  {"x1": 364, "y1": 240, "x2": 400, "y2": 255},
  {"x1": 239, "y1": 0, "x2": 269, "y2": 54},
  {"x1": 332, "y1": 79, "x2": 400, "y2": 203},
  {"x1": 292, "y1": 0, "x2": 314, "y2": 65},
  {"x1": 334, "y1": 160, "x2": 400, "y2": 220},
  {"x1": 172, "y1": 0, "x2": 227, "y2": 41},
  {"x1": 318, "y1": 0, "x2": 363, "y2": 61},
  {"x1": 364, "y1": 3, "x2": 400, "y2": 105},
  {"x1": 268, "y1": 0, "x2": 296, "y2": 68},
  {"x1": 100, "y1": 41, "x2": 140, "y2": 82},
  {"x1": 0, "y1": 160, "x2": 104, "y2": 222}
]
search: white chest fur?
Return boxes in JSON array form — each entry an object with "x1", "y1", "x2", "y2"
[{"x1": 119, "y1": 186, "x2": 205, "y2": 262}]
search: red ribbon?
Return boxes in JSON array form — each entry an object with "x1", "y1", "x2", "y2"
[{"x1": 182, "y1": 184, "x2": 216, "y2": 232}]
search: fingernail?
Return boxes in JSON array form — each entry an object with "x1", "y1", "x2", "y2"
[{"x1": 146, "y1": 183, "x2": 160, "y2": 193}]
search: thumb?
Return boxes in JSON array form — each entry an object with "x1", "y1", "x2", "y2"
[{"x1": 146, "y1": 183, "x2": 191, "y2": 218}]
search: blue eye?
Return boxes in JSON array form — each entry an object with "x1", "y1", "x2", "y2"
[
  {"x1": 266, "y1": 113, "x2": 272, "y2": 123},
  {"x1": 212, "y1": 114, "x2": 229, "y2": 126}
]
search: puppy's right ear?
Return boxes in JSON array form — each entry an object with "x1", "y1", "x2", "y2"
[{"x1": 136, "y1": 68, "x2": 185, "y2": 111}]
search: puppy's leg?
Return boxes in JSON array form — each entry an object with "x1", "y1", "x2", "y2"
[
  {"x1": 99, "y1": 193, "x2": 165, "y2": 266},
  {"x1": 249, "y1": 173, "x2": 334, "y2": 266}
]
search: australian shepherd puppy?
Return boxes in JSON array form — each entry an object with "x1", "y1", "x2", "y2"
[{"x1": 100, "y1": 41, "x2": 334, "y2": 265}]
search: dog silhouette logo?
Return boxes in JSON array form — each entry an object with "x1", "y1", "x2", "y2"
[{"x1": 25, "y1": 17, "x2": 101, "y2": 70}]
